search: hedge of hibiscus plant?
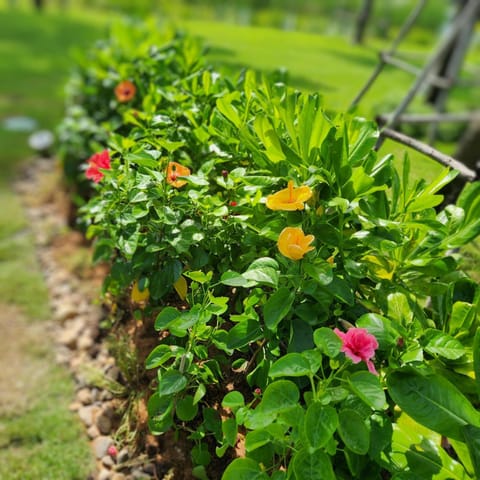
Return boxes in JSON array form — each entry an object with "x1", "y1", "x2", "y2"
[
  {"x1": 68, "y1": 22, "x2": 480, "y2": 480},
  {"x1": 57, "y1": 18, "x2": 206, "y2": 214}
]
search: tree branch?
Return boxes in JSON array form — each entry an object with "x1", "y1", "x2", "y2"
[{"x1": 380, "y1": 128, "x2": 477, "y2": 180}]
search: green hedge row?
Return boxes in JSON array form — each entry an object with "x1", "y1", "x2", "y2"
[{"x1": 58, "y1": 18, "x2": 480, "y2": 480}]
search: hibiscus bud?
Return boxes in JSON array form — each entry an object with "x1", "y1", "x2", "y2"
[
  {"x1": 254, "y1": 388, "x2": 262, "y2": 396},
  {"x1": 107, "y1": 445, "x2": 117, "y2": 457},
  {"x1": 221, "y1": 169, "x2": 229, "y2": 178},
  {"x1": 397, "y1": 337, "x2": 405, "y2": 349},
  {"x1": 229, "y1": 201, "x2": 237, "y2": 207}
]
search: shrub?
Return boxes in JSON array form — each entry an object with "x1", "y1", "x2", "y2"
[{"x1": 62, "y1": 21, "x2": 480, "y2": 479}]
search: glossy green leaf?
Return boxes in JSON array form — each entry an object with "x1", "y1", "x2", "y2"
[
  {"x1": 423, "y1": 329, "x2": 465, "y2": 360},
  {"x1": 155, "y1": 307, "x2": 180, "y2": 330},
  {"x1": 291, "y1": 448, "x2": 336, "y2": 480},
  {"x1": 304, "y1": 403, "x2": 338, "y2": 449},
  {"x1": 349, "y1": 371, "x2": 387, "y2": 410},
  {"x1": 313, "y1": 327, "x2": 342, "y2": 358},
  {"x1": 176, "y1": 395, "x2": 198, "y2": 421},
  {"x1": 226, "y1": 320, "x2": 263, "y2": 349},
  {"x1": 263, "y1": 287, "x2": 295, "y2": 330},
  {"x1": 157, "y1": 370, "x2": 188, "y2": 397},
  {"x1": 356, "y1": 313, "x2": 401, "y2": 350},
  {"x1": 245, "y1": 429, "x2": 271, "y2": 452},
  {"x1": 222, "y1": 391, "x2": 245, "y2": 411},
  {"x1": 222, "y1": 418, "x2": 238, "y2": 447},
  {"x1": 269, "y1": 353, "x2": 311, "y2": 378},
  {"x1": 387, "y1": 414, "x2": 468, "y2": 480},
  {"x1": 474, "y1": 329, "x2": 480, "y2": 398},
  {"x1": 222, "y1": 458, "x2": 269, "y2": 480},
  {"x1": 461, "y1": 425, "x2": 480, "y2": 478},
  {"x1": 387, "y1": 369, "x2": 480, "y2": 441},
  {"x1": 338, "y1": 409, "x2": 370, "y2": 455},
  {"x1": 303, "y1": 262, "x2": 333, "y2": 286},
  {"x1": 145, "y1": 344, "x2": 183, "y2": 370}
]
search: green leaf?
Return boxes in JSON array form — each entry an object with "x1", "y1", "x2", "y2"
[
  {"x1": 387, "y1": 292, "x2": 413, "y2": 325},
  {"x1": 243, "y1": 266, "x2": 279, "y2": 288},
  {"x1": 313, "y1": 327, "x2": 342, "y2": 358},
  {"x1": 389, "y1": 414, "x2": 469, "y2": 480},
  {"x1": 226, "y1": 320, "x2": 263, "y2": 349},
  {"x1": 147, "y1": 393, "x2": 174, "y2": 435},
  {"x1": 176, "y1": 395, "x2": 198, "y2": 421},
  {"x1": 145, "y1": 344, "x2": 183, "y2": 369},
  {"x1": 260, "y1": 380, "x2": 300, "y2": 414},
  {"x1": 263, "y1": 288, "x2": 295, "y2": 330},
  {"x1": 304, "y1": 403, "x2": 338, "y2": 449},
  {"x1": 449, "y1": 301, "x2": 476, "y2": 337},
  {"x1": 269, "y1": 353, "x2": 312, "y2": 378},
  {"x1": 220, "y1": 270, "x2": 251, "y2": 287},
  {"x1": 193, "y1": 383, "x2": 206, "y2": 405},
  {"x1": 157, "y1": 370, "x2": 188, "y2": 397},
  {"x1": 222, "y1": 418, "x2": 238, "y2": 447},
  {"x1": 184, "y1": 270, "x2": 212, "y2": 284},
  {"x1": 291, "y1": 448, "x2": 336, "y2": 480},
  {"x1": 303, "y1": 262, "x2": 333, "y2": 286},
  {"x1": 349, "y1": 371, "x2": 387, "y2": 410},
  {"x1": 338, "y1": 409, "x2": 370, "y2": 455},
  {"x1": 222, "y1": 458, "x2": 269, "y2": 480},
  {"x1": 155, "y1": 307, "x2": 181, "y2": 330},
  {"x1": 422, "y1": 329, "x2": 465, "y2": 360},
  {"x1": 387, "y1": 368, "x2": 480, "y2": 441},
  {"x1": 125, "y1": 151, "x2": 158, "y2": 168},
  {"x1": 222, "y1": 391, "x2": 245, "y2": 411},
  {"x1": 357, "y1": 313, "x2": 401, "y2": 350},
  {"x1": 462, "y1": 425, "x2": 480, "y2": 478},
  {"x1": 245, "y1": 429, "x2": 271, "y2": 452},
  {"x1": 474, "y1": 330, "x2": 480, "y2": 399}
]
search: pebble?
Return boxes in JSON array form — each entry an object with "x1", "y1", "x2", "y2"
[
  {"x1": 77, "y1": 387, "x2": 93, "y2": 405},
  {"x1": 92, "y1": 435, "x2": 113, "y2": 459},
  {"x1": 102, "y1": 455, "x2": 115, "y2": 467},
  {"x1": 97, "y1": 467, "x2": 112, "y2": 480},
  {"x1": 95, "y1": 410, "x2": 112, "y2": 435}
]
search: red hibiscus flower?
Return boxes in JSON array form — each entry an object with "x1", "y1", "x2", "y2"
[
  {"x1": 85, "y1": 150, "x2": 111, "y2": 183},
  {"x1": 334, "y1": 327, "x2": 379, "y2": 375}
]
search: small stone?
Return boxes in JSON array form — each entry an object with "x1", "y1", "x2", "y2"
[
  {"x1": 97, "y1": 467, "x2": 112, "y2": 480},
  {"x1": 69, "y1": 401, "x2": 82, "y2": 412},
  {"x1": 105, "y1": 365, "x2": 120, "y2": 381},
  {"x1": 87, "y1": 424, "x2": 100, "y2": 439},
  {"x1": 111, "y1": 474, "x2": 126, "y2": 480},
  {"x1": 77, "y1": 333, "x2": 94, "y2": 351},
  {"x1": 76, "y1": 388, "x2": 93, "y2": 405},
  {"x1": 54, "y1": 303, "x2": 78, "y2": 323},
  {"x1": 102, "y1": 455, "x2": 115, "y2": 467},
  {"x1": 78, "y1": 405, "x2": 99, "y2": 427},
  {"x1": 95, "y1": 410, "x2": 112, "y2": 435},
  {"x1": 92, "y1": 435, "x2": 113, "y2": 459}
]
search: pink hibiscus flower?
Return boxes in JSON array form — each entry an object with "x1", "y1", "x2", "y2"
[
  {"x1": 334, "y1": 327, "x2": 379, "y2": 375},
  {"x1": 86, "y1": 150, "x2": 111, "y2": 183}
]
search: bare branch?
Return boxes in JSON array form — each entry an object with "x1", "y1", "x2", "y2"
[
  {"x1": 380, "y1": 127, "x2": 477, "y2": 180},
  {"x1": 377, "y1": 111, "x2": 480, "y2": 125},
  {"x1": 350, "y1": 0, "x2": 428, "y2": 109}
]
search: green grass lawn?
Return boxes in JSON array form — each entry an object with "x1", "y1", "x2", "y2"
[{"x1": 0, "y1": 3, "x2": 478, "y2": 476}]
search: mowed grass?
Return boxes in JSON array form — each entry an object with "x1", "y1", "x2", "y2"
[
  {"x1": 0, "y1": 6, "x2": 105, "y2": 478},
  {"x1": 0, "y1": 5, "x2": 478, "y2": 477}
]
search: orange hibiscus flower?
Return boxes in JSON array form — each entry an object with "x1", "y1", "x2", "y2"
[
  {"x1": 277, "y1": 227, "x2": 315, "y2": 260},
  {"x1": 166, "y1": 161, "x2": 191, "y2": 188},
  {"x1": 115, "y1": 80, "x2": 136, "y2": 103},
  {"x1": 266, "y1": 180, "x2": 312, "y2": 211}
]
